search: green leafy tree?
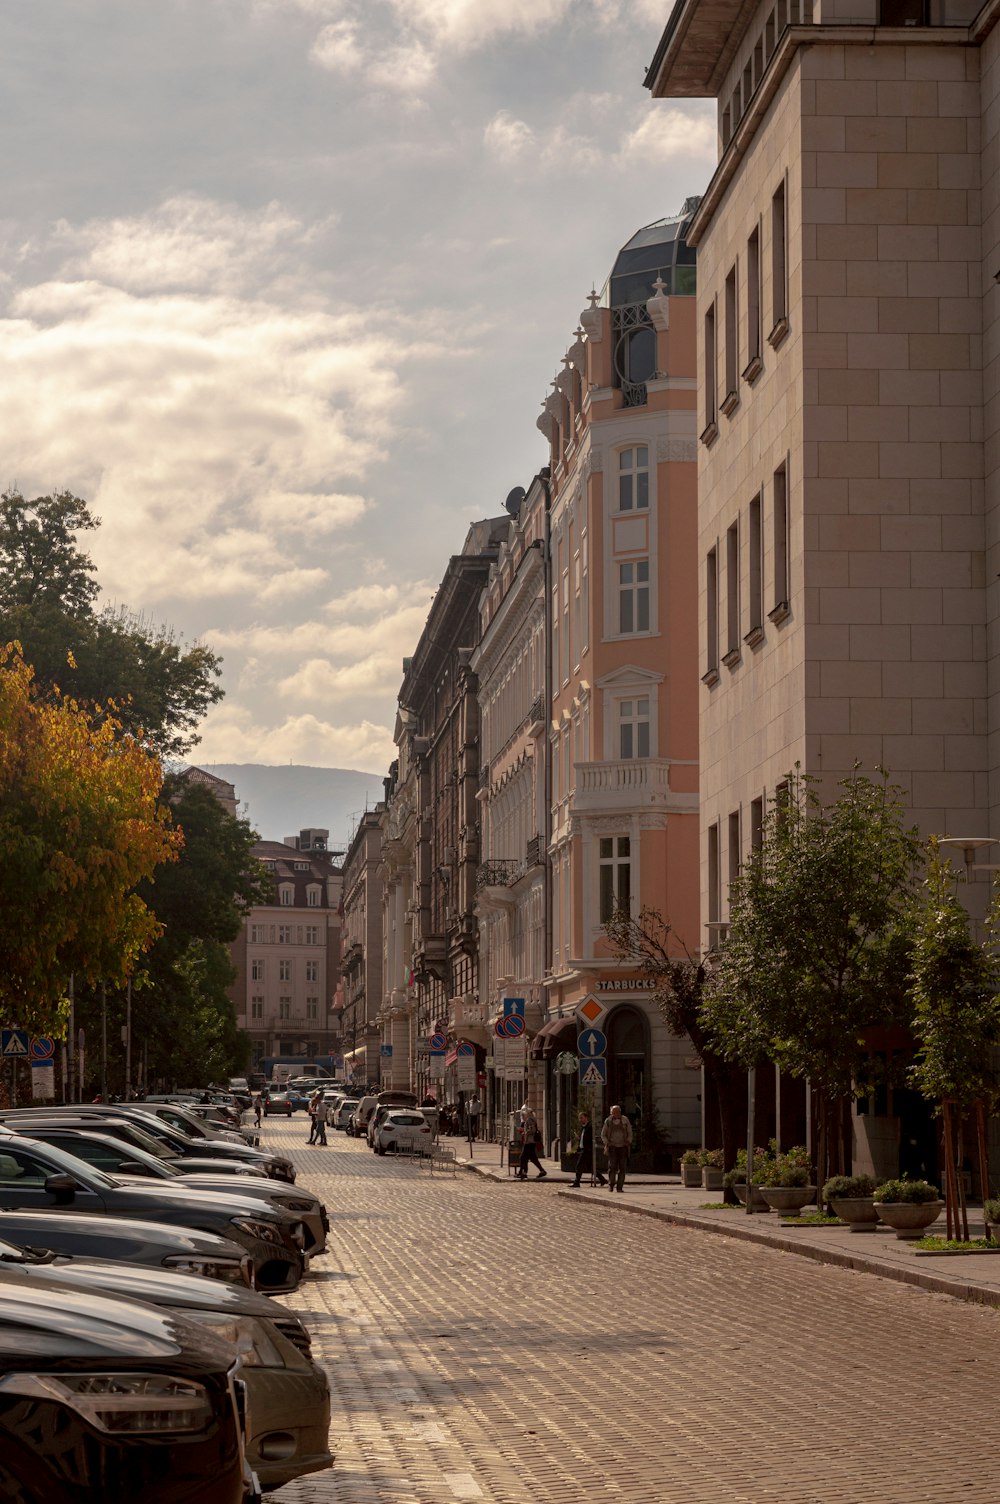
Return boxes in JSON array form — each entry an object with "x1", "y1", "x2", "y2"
[
  {"x1": 0, "y1": 646, "x2": 181, "y2": 1036},
  {"x1": 702, "y1": 767, "x2": 922, "y2": 1189},
  {"x1": 0, "y1": 490, "x2": 223, "y2": 756}
]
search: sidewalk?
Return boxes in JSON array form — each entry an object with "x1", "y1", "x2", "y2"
[{"x1": 455, "y1": 1139, "x2": 1000, "y2": 1311}]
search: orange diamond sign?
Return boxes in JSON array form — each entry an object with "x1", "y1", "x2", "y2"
[{"x1": 577, "y1": 995, "x2": 605, "y2": 1024}]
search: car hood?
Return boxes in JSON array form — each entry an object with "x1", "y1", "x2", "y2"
[
  {"x1": 0, "y1": 1206, "x2": 247, "y2": 1257},
  {"x1": 103, "y1": 1181, "x2": 296, "y2": 1225},
  {"x1": 120, "y1": 1174, "x2": 319, "y2": 1210}
]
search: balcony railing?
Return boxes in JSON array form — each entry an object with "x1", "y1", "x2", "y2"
[
  {"x1": 572, "y1": 758, "x2": 674, "y2": 813},
  {"x1": 475, "y1": 859, "x2": 521, "y2": 891}
]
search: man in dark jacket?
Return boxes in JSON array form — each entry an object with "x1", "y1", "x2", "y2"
[{"x1": 571, "y1": 1111, "x2": 607, "y2": 1188}]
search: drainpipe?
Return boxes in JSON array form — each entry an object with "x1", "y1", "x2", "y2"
[{"x1": 539, "y1": 466, "x2": 553, "y2": 1007}]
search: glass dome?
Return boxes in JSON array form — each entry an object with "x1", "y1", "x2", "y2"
[{"x1": 605, "y1": 197, "x2": 701, "y2": 308}]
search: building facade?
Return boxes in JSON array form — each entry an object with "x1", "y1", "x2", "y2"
[
  {"x1": 230, "y1": 829, "x2": 343, "y2": 1070},
  {"x1": 340, "y1": 809, "x2": 385, "y2": 1088},
  {"x1": 648, "y1": 0, "x2": 1000, "y2": 1173}
]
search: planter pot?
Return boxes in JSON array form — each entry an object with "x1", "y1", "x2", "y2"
[
  {"x1": 732, "y1": 1183, "x2": 769, "y2": 1212},
  {"x1": 702, "y1": 1167, "x2": 725, "y2": 1191},
  {"x1": 830, "y1": 1195, "x2": 879, "y2": 1232},
  {"x1": 987, "y1": 1222, "x2": 1000, "y2": 1244},
  {"x1": 680, "y1": 1164, "x2": 701, "y2": 1188},
  {"x1": 874, "y1": 1200, "x2": 944, "y2": 1240},
  {"x1": 759, "y1": 1184, "x2": 816, "y2": 1216}
]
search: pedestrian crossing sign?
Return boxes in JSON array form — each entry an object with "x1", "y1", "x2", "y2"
[
  {"x1": 1, "y1": 1029, "x2": 29, "y2": 1058},
  {"x1": 579, "y1": 1060, "x2": 607, "y2": 1086}
]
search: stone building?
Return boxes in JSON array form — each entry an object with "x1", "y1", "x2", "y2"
[
  {"x1": 340, "y1": 808, "x2": 385, "y2": 1088},
  {"x1": 647, "y1": 0, "x2": 1000, "y2": 1176}
]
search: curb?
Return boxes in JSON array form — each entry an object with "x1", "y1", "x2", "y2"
[{"x1": 557, "y1": 1190, "x2": 1000, "y2": 1311}]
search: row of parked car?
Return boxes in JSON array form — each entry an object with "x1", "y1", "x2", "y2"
[{"x1": 0, "y1": 1096, "x2": 334, "y2": 1502}]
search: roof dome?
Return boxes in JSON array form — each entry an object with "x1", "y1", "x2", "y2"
[{"x1": 606, "y1": 198, "x2": 700, "y2": 308}]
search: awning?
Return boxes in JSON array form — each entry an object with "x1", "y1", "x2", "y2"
[{"x1": 529, "y1": 1016, "x2": 578, "y2": 1060}]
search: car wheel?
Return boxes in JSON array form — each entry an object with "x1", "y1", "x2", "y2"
[{"x1": 375, "y1": 1144, "x2": 386, "y2": 1155}]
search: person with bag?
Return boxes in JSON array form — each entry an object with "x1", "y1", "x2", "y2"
[
  {"x1": 571, "y1": 1110, "x2": 606, "y2": 1188},
  {"x1": 516, "y1": 1103, "x2": 546, "y2": 1180},
  {"x1": 601, "y1": 1103, "x2": 632, "y2": 1192}
]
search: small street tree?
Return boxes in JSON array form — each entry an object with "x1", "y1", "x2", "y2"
[
  {"x1": 701, "y1": 767, "x2": 922, "y2": 1192},
  {"x1": 908, "y1": 843, "x2": 1000, "y2": 1239},
  {"x1": 0, "y1": 646, "x2": 181, "y2": 1036},
  {"x1": 603, "y1": 906, "x2": 746, "y2": 1169}
]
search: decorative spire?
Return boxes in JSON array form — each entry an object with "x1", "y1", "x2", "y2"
[
  {"x1": 580, "y1": 288, "x2": 602, "y2": 342},
  {"x1": 647, "y1": 274, "x2": 670, "y2": 333}
]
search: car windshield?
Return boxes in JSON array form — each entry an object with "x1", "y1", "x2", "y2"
[{"x1": 2, "y1": 1136, "x2": 117, "y2": 1189}]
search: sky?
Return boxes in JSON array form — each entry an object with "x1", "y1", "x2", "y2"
[{"x1": 0, "y1": 0, "x2": 715, "y2": 774}]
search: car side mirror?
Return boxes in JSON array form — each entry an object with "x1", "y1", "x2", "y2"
[
  {"x1": 118, "y1": 1161, "x2": 151, "y2": 1175},
  {"x1": 43, "y1": 1173, "x2": 77, "y2": 1201}
]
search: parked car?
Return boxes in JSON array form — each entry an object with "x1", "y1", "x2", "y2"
[
  {"x1": 135, "y1": 1101, "x2": 248, "y2": 1145},
  {"x1": 262, "y1": 1088, "x2": 307, "y2": 1116},
  {"x1": 374, "y1": 1109, "x2": 434, "y2": 1156},
  {"x1": 332, "y1": 1098, "x2": 360, "y2": 1132},
  {"x1": 0, "y1": 1135, "x2": 307, "y2": 1292},
  {"x1": 0, "y1": 1112, "x2": 273, "y2": 1180},
  {"x1": 14, "y1": 1126, "x2": 329, "y2": 1257},
  {"x1": 34, "y1": 1105, "x2": 297, "y2": 1182},
  {"x1": 0, "y1": 1205, "x2": 253, "y2": 1286},
  {"x1": 0, "y1": 1236, "x2": 333, "y2": 1492},
  {"x1": 0, "y1": 1279, "x2": 251, "y2": 1504}
]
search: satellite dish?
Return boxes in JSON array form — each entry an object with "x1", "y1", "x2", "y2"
[{"x1": 504, "y1": 486, "x2": 525, "y2": 516}]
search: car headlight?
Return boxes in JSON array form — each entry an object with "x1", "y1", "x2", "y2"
[
  {"x1": 231, "y1": 1218, "x2": 283, "y2": 1245},
  {"x1": 0, "y1": 1372, "x2": 213, "y2": 1433},
  {"x1": 165, "y1": 1255, "x2": 253, "y2": 1286},
  {"x1": 274, "y1": 1198, "x2": 314, "y2": 1213},
  {"x1": 184, "y1": 1314, "x2": 288, "y2": 1369}
]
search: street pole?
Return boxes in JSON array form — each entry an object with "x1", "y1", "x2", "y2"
[
  {"x1": 746, "y1": 1065, "x2": 756, "y2": 1216},
  {"x1": 125, "y1": 979, "x2": 132, "y2": 1098},
  {"x1": 67, "y1": 974, "x2": 75, "y2": 1104},
  {"x1": 100, "y1": 982, "x2": 107, "y2": 1103}
]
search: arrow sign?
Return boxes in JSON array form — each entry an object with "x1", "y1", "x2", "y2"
[
  {"x1": 578, "y1": 1028, "x2": 607, "y2": 1058},
  {"x1": 1, "y1": 1029, "x2": 29, "y2": 1058}
]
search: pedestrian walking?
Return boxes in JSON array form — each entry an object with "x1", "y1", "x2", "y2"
[
  {"x1": 571, "y1": 1110, "x2": 606, "y2": 1188},
  {"x1": 314, "y1": 1092, "x2": 328, "y2": 1146},
  {"x1": 307, "y1": 1090, "x2": 322, "y2": 1144},
  {"x1": 467, "y1": 1095, "x2": 482, "y2": 1142},
  {"x1": 601, "y1": 1104, "x2": 632, "y2": 1192},
  {"x1": 253, "y1": 1094, "x2": 263, "y2": 1129},
  {"x1": 516, "y1": 1103, "x2": 546, "y2": 1180}
]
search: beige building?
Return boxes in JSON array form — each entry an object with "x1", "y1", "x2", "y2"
[
  {"x1": 340, "y1": 808, "x2": 385, "y2": 1088},
  {"x1": 648, "y1": 0, "x2": 1000, "y2": 1174}
]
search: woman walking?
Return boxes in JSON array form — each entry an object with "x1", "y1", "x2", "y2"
[{"x1": 517, "y1": 1103, "x2": 547, "y2": 1180}]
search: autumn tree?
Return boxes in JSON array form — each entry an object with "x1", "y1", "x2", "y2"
[
  {"x1": 701, "y1": 767, "x2": 922, "y2": 1191},
  {"x1": 0, "y1": 646, "x2": 181, "y2": 1036}
]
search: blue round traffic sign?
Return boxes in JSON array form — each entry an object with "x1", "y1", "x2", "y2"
[
  {"x1": 457, "y1": 1041, "x2": 475, "y2": 1056},
  {"x1": 30, "y1": 1036, "x2": 55, "y2": 1060},
  {"x1": 429, "y1": 1032, "x2": 447, "y2": 1051}
]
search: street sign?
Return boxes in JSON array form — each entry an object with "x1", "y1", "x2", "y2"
[
  {"x1": 380, "y1": 1044, "x2": 393, "y2": 1058},
  {"x1": 502, "y1": 997, "x2": 525, "y2": 1018},
  {"x1": 579, "y1": 1059, "x2": 608, "y2": 1086},
  {"x1": 1, "y1": 1029, "x2": 29, "y2": 1058},
  {"x1": 576, "y1": 994, "x2": 607, "y2": 1027},
  {"x1": 29, "y1": 1036, "x2": 55, "y2": 1061},
  {"x1": 577, "y1": 1028, "x2": 607, "y2": 1058},
  {"x1": 495, "y1": 1014, "x2": 525, "y2": 1039},
  {"x1": 556, "y1": 1051, "x2": 578, "y2": 1075},
  {"x1": 457, "y1": 1041, "x2": 475, "y2": 1057},
  {"x1": 429, "y1": 1032, "x2": 447, "y2": 1051}
]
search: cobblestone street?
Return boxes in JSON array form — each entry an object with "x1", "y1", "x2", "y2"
[{"x1": 268, "y1": 1122, "x2": 998, "y2": 1504}]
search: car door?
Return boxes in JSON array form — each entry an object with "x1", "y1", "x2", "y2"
[{"x1": 0, "y1": 1141, "x2": 106, "y2": 1210}]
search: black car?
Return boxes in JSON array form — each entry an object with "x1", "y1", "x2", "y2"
[
  {"x1": 1, "y1": 1105, "x2": 295, "y2": 1181},
  {"x1": 0, "y1": 1205, "x2": 253, "y2": 1285},
  {"x1": 0, "y1": 1280, "x2": 250, "y2": 1504},
  {"x1": 0, "y1": 1134, "x2": 306, "y2": 1292},
  {"x1": 0, "y1": 1110, "x2": 273, "y2": 1179},
  {"x1": 18, "y1": 1125, "x2": 329, "y2": 1256}
]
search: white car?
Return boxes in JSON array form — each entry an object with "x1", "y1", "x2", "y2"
[
  {"x1": 333, "y1": 1099, "x2": 359, "y2": 1131},
  {"x1": 374, "y1": 1110, "x2": 434, "y2": 1156}
]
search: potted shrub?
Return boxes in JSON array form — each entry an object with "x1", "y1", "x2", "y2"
[
  {"x1": 757, "y1": 1147, "x2": 816, "y2": 1216},
  {"x1": 701, "y1": 1148, "x2": 725, "y2": 1191},
  {"x1": 984, "y1": 1196, "x2": 1000, "y2": 1242},
  {"x1": 823, "y1": 1173, "x2": 879, "y2": 1232},
  {"x1": 873, "y1": 1178, "x2": 943, "y2": 1239},
  {"x1": 680, "y1": 1149, "x2": 702, "y2": 1189},
  {"x1": 724, "y1": 1147, "x2": 770, "y2": 1211}
]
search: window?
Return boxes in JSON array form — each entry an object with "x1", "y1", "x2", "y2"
[
  {"x1": 745, "y1": 226, "x2": 762, "y2": 380},
  {"x1": 279, "y1": 886, "x2": 293, "y2": 907},
  {"x1": 307, "y1": 887, "x2": 321, "y2": 908},
  {"x1": 251, "y1": 959, "x2": 264, "y2": 982},
  {"x1": 725, "y1": 521, "x2": 740, "y2": 664},
  {"x1": 618, "y1": 447, "x2": 649, "y2": 511},
  {"x1": 702, "y1": 302, "x2": 717, "y2": 440},
  {"x1": 599, "y1": 836, "x2": 631, "y2": 923},
  {"x1": 295, "y1": 861, "x2": 309, "y2": 870},
  {"x1": 770, "y1": 180, "x2": 788, "y2": 342},
  {"x1": 305, "y1": 926, "x2": 319, "y2": 945},
  {"x1": 619, "y1": 698, "x2": 650, "y2": 759},
  {"x1": 305, "y1": 960, "x2": 318, "y2": 983},
  {"x1": 618, "y1": 560, "x2": 650, "y2": 634},
  {"x1": 278, "y1": 925, "x2": 293, "y2": 944},
  {"x1": 747, "y1": 492, "x2": 763, "y2": 644},
  {"x1": 728, "y1": 809, "x2": 741, "y2": 889},
  {"x1": 278, "y1": 998, "x2": 291, "y2": 1020},
  {"x1": 306, "y1": 998, "x2": 318, "y2": 1021},
  {"x1": 704, "y1": 547, "x2": 719, "y2": 682},
  {"x1": 250, "y1": 923, "x2": 266, "y2": 943},
  {"x1": 278, "y1": 960, "x2": 291, "y2": 982},
  {"x1": 707, "y1": 823, "x2": 720, "y2": 925},
  {"x1": 750, "y1": 796, "x2": 764, "y2": 855},
  {"x1": 722, "y1": 263, "x2": 738, "y2": 413},
  {"x1": 251, "y1": 997, "x2": 264, "y2": 1019},
  {"x1": 771, "y1": 461, "x2": 790, "y2": 620}
]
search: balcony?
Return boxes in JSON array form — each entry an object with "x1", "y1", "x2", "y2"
[
  {"x1": 476, "y1": 859, "x2": 521, "y2": 891},
  {"x1": 571, "y1": 759, "x2": 676, "y2": 815}
]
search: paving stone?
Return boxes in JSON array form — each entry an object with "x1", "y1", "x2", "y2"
[{"x1": 265, "y1": 1122, "x2": 1000, "y2": 1503}]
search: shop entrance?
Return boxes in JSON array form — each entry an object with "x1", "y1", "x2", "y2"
[{"x1": 607, "y1": 1006, "x2": 649, "y2": 1145}]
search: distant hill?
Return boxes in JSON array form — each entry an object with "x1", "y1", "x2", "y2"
[{"x1": 199, "y1": 764, "x2": 386, "y2": 850}]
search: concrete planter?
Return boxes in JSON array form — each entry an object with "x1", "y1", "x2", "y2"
[
  {"x1": 701, "y1": 1167, "x2": 725, "y2": 1191},
  {"x1": 732, "y1": 1183, "x2": 769, "y2": 1212},
  {"x1": 874, "y1": 1199, "x2": 944, "y2": 1240},
  {"x1": 830, "y1": 1195, "x2": 879, "y2": 1232},
  {"x1": 680, "y1": 1163, "x2": 702, "y2": 1188},
  {"x1": 759, "y1": 1184, "x2": 816, "y2": 1216}
]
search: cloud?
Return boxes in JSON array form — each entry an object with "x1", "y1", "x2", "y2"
[
  {"x1": 196, "y1": 702, "x2": 396, "y2": 769},
  {"x1": 619, "y1": 105, "x2": 717, "y2": 164},
  {"x1": 387, "y1": 0, "x2": 573, "y2": 50},
  {"x1": 483, "y1": 100, "x2": 715, "y2": 176}
]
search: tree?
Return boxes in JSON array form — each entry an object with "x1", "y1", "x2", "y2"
[
  {"x1": 0, "y1": 490, "x2": 224, "y2": 756},
  {"x1": 0, "y1": 645, "x2": 181, "y2": 1035},
  {"x1": 701, "y1": 767, "x2": 922, "y2": 1191},
  {"x1": 603, "y1": 905, "x2": 747, "y2": 1171},
  {"x1": 908, "y1": 843, "x2": 1000, "y2": 1237}
]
